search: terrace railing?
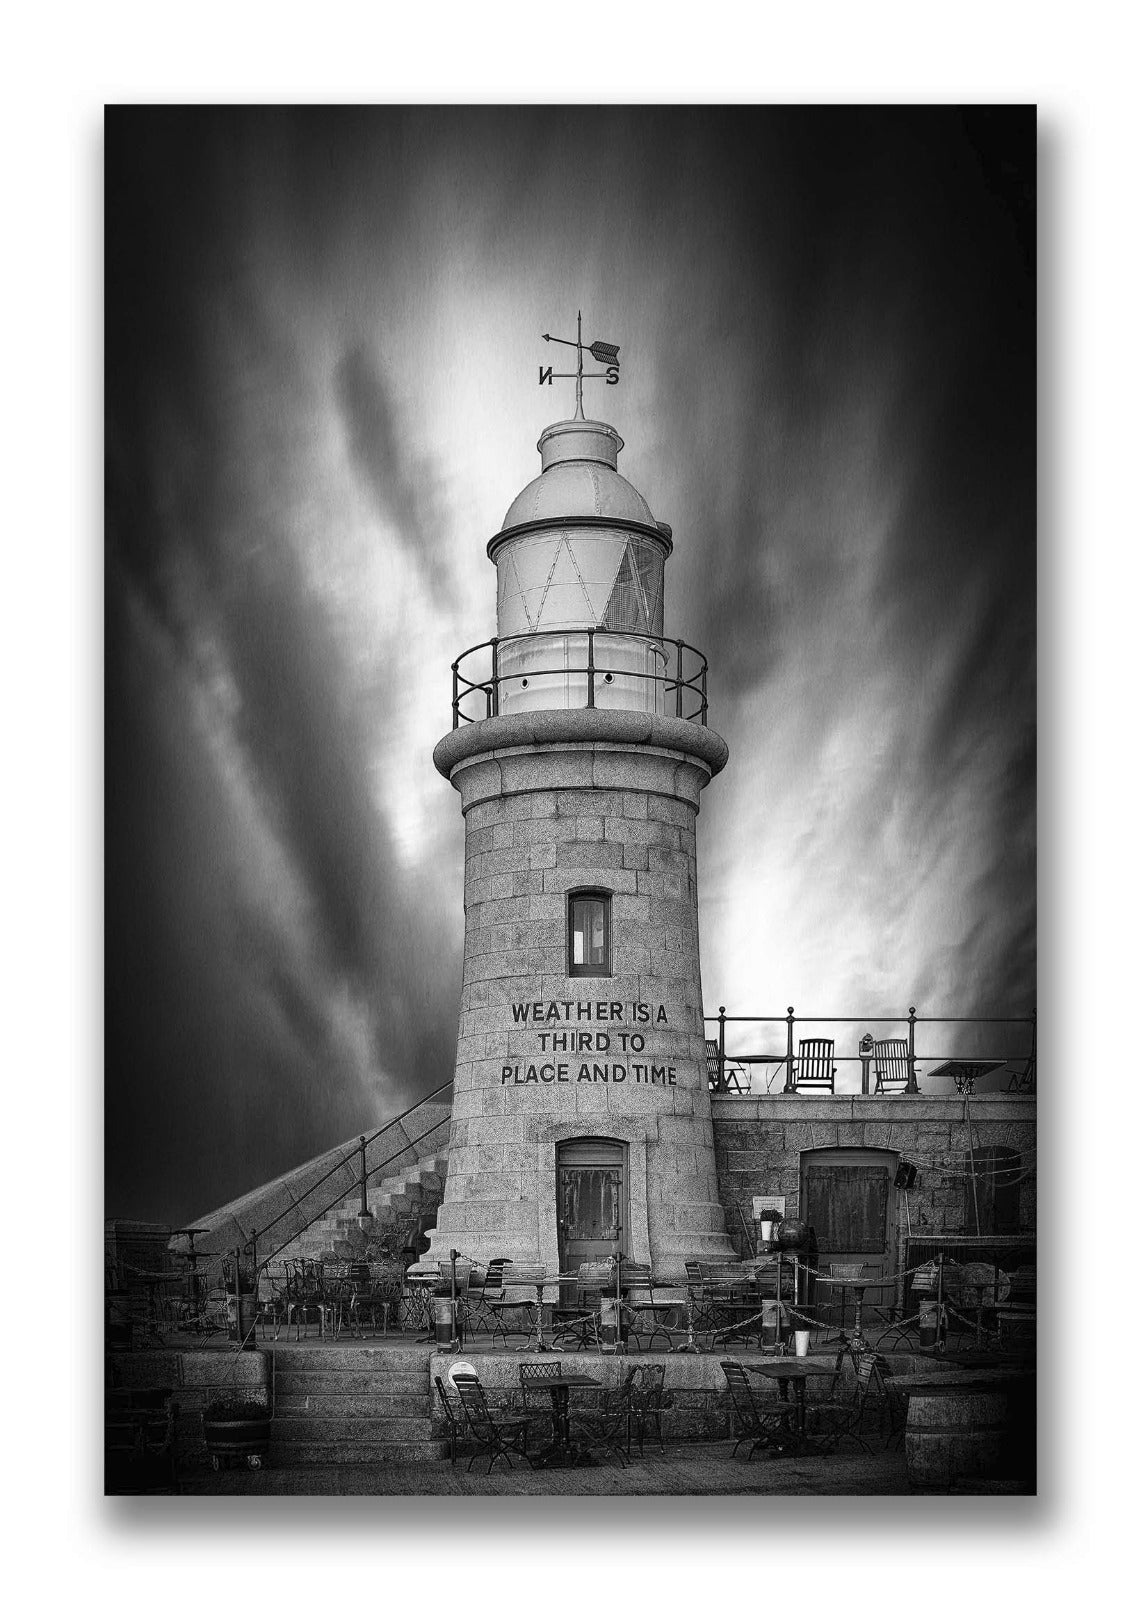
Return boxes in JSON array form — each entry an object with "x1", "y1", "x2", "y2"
[
  {"x1": 450, "y1": 628, "x2": 709, "y2": 728},
  {"x1": 704, "y1": 1006, "x2": 1037, "y2": 1096}
]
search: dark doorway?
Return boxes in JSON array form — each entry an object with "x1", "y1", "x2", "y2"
[
  {"x1": 800, "y1": 1147, "x2": 899, "y2": 1324},
  {"x1": 556, "y1": 1138, "x2": 629, "y2": 1279}
]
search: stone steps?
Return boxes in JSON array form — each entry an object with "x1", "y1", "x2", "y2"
[
  {"x1": 283, "y1": 1147, "x2": 450, "y2": 1262},
  {"x1": 271, "y1": 1441, "x2": 448, "y2": 1465},
  {"x1": 272, "y1": 1345, "x2": 429, "y2": 1373},
  {"x1": 274, "y1": 1367, "x2": 429, "y2": 1395},
  {"x1": 274, "y1": 1416, "x2": 432, "y2": 1442},
  {"x1": 267, "y1": 1343, "x2": 444, "y2": 1464},
  {"x1": 274, "y1": 1393, "x2": 429, "y2": 1419}
]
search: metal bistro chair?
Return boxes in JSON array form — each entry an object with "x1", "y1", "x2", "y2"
[
  {"x1": 354, "y1": 1261, "x2": 402, "y2": 1339},
  {"x1": 321, "y1": 1256, "x2": 358, "y2": 1339},
  {"x1": 434, "y1": 1375, "x2": 468, "y2": 1466},
  {"x1": 628, "y1": 1363, "x2": 675, "y2": 1457},
  {"x1": 872, "y1": 1038, "x2": 910, "y2": 1094},
  {"x1": 284, "y1": 1259, "x2": 332, "y2": 1341},
  {"x1": 792, "y1": 1038, "x2": 836, "y2": 1094},
  {"x1": 575, "y1": 1370, "x2": 636, "y2": 1468},
  {"x1": 463, "y1": 1258, "x2": 510, "y2": 1340},
  {"x1": 623, "y1": 1262, "x2": 678, "y2": 1353},
  {"x1": 553, "y1": 1261, "x2": 610, "y2": 1350},
  {"x1": 720, "y1": 1360, "x2": 798, "y2": 1459},
  {"x1": 451, "y1": 1371, "x2": 534, "y2": 1474},
  {"x1": 806, "y1": 1351, "x2": 890, "y2": 1454},
  {"x1": 256, "y1": 1267, "x2": 288, "y2": 1341},
  {"x1": 685, "y1": 1261, "x2": 716, "y2": 1335},
  {"x1": 492, "y1": 1262, "x2": 546, "y2": 1349},
  {"x1": 518, "y1": 1359, "x2": 563, "y2": 1451}
]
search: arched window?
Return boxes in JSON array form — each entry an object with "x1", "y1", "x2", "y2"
[
  {"x1": 567, "y1": 891, "x2": 611, "y2": 977},
  {"x1": 965, "y1": 1146, "x2": 1021, "y2": 1234}
]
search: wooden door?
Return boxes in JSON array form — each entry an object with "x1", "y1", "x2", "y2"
[
  {"x1": 800, "y1": 1147, "x2": 899, "y2": 1323},
  {"x1": 556, "y1": 1138, "x2": 628, "y2": 1277}
]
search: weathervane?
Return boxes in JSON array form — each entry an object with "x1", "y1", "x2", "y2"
[{"x1": 539, "y1": 311, "x2": 620, "y2": 419}]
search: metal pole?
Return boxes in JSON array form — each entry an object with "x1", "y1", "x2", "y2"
[
  {"x1": 717, "y1": 1005, "x2": 727, "y2": 1095},
  {"x1": 783, "y1": 1006, "x2": 796, "y2": 1092},
  {"x1": 701, "y1": 663, "x2": 707, "y2": 725},
  {"x1": 450, "y1": 1248, "x2": 460, "y2": 1351},
  {"x1": 248, "y1": 1232, "x2": 258, "y2": 1349},
  {"x1": 491, "y1": 637, "x2": 500, "y2": 717},
  {"x1": 358, "y1": 1135, "x2": 369, "y2": 1222},
  {"x1": 451, "y1": 662, "x2": 459, "y2": 730},
  {"x1": 586, "y1": 627, "x2": 595, "y2": 708},
  {"x1": 232, "y1": 1248, "x2": 243, "y2": 1345},
  {"x1": 965, "y1": 1095, "x2": 981, "y2": 1239},
  {"x1": 674, "y1": 640, "x2": 684, "y2": 717},
  {"x1": 905, "y1": 1006, "x2": 920, "y2": 1093}
]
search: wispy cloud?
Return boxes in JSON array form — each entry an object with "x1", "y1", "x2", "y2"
[{"x1": 105, "y1": 106, "x2": 1035, "y2": 1218}]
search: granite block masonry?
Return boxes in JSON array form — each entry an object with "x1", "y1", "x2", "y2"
[{"x1": 420, "y1": 404, "x2": 737, "y2": 1280}]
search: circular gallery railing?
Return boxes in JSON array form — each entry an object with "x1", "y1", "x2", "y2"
[{"x1": 450, "y1": 628, "x2": 709, "y2": 728}]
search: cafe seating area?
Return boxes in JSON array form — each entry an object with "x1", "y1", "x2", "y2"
[{"x1": 107, "y1": 1237, "x2": 1035, "y2": 1490}]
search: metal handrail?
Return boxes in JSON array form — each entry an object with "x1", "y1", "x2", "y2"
[
  {"x1": 179, "y1": 1080, "x2": 454, "y2": 1282},
  {"x1": 449, "y1": 627, "x2": 710, "y2": 728},
  {"x1": 703, "y1": 1006, "x2": 1037, "y2": 1096}
]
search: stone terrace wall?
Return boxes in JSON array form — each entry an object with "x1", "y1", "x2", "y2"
[{"x1": 711, "y1": 1094, "x2": 1037, "y2": 1254}]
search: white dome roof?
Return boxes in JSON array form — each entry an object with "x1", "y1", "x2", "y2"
[{"x1": 500, "y1": 458, "x2": 658, "y2": 533}]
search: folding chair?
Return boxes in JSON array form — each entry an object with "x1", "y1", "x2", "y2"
[
  {"x1": 451, "y1": 1372, "x2": 533, "y2": 1474},
  {"x1": 720, "y1": 1360, "x2": 798, "y2": 1458},
  {"x1": 872, "y1": 1038, "x2": 910, "y2": 1094},
  {"x1": 792, "y1": 1038, "x2": 836, "y2": 1094}
]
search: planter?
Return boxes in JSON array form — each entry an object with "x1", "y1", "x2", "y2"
[{"x1": 202, "y1": 1410, "x2": 271, "y2": 1471}]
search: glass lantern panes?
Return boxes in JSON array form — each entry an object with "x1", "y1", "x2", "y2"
[{"x1": 496, "y1": 531, "x2": 664, "y2": 638}]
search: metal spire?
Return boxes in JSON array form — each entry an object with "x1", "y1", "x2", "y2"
[{"x1": 539, "y1": 314, "x2": 621, "y2": 418}]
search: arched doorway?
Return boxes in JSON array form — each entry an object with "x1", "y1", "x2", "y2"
[
  {"x1": 556, "y1": 1138, "x2": 629, "y2": 1278},
  {"x1": 800, "y1": 1147, "x2": 900, "y2": 1325}
]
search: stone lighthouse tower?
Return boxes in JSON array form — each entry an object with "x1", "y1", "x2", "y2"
[{"x1": 423, "y1": 322, "x2": 735, "y2": 1281}]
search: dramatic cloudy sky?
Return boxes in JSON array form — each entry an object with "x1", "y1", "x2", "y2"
[{"x1": 105, "y1": 106, "x2": 1035, "y2": 1225}]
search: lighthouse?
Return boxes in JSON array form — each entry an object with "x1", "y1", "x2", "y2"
[{"x1": 423, "y1": 320, "x2": 736, "y2": 1282}]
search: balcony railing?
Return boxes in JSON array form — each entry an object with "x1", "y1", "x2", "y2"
[
  {"x1": 450, "y1": 628, "x2": 709, "y2": 729},
  {"x1": 704, "y1": 1006, "x2": 1037, "y2": 1095}
]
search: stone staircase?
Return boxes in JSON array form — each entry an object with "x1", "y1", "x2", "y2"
[
  {"x1": 269, "y1": 1344, "x2": 446, "y2": 1464},
  {"x1": 279, "y1": 1148, "x2": 450, "y2": 1263}
]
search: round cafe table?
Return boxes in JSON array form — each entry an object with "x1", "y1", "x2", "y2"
[
  {"x1": 519, "y1": 1373, "x2": 602, "y2": 1466},
  {"x1": 744, "y1": 1358, "x2": 836, "y2": 1454}
]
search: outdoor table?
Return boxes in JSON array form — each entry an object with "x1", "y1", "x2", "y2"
[
  {"x1": 125, "y1": 1268, "x2": 185, "y2": 1345},
  {"x1": 816, "y1": 1275, "x2": 873, "y2": 1371},
  {"x1": 711, "y1": 1054, "x2": 786, "y2": 1093},
  {"x1": 401, "y1": 1271, "x2": 436, "y2": 1338},
  {"x1": 745, "y1": 1358, "x2": 836, "y2": 1454},
  {"x1": 518, "y1": 1373, "x2": 602, "y2": 1467},
  {"x1": 928, "y1": 1059, "x2": 1006, "y2": 1095}
]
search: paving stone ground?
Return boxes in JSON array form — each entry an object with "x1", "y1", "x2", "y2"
[{"x1": 179, "y1": 1440, "x2": 923, "y2": 1496}]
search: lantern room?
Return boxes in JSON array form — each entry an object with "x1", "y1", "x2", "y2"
[{"x1": 485, "y1": 415, "x2": 675, "y2": 716}]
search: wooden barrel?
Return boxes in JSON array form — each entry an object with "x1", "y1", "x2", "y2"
[{"x1": 905, "y1": 1388, "x2": 1008, "y2": 1488}]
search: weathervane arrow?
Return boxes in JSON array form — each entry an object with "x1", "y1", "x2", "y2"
[{"x1": 539, "y1": 312, "x2": 621, "y2": 416}]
